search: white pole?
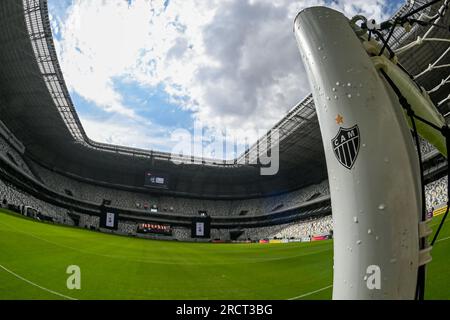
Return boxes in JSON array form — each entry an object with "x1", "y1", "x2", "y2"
[{"x1": 294, "y1": 7, "x2": 421, "y2": 299}]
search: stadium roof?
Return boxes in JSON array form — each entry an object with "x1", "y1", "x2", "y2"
[{"x1": 0, "y1": 0, "x2": 448, "y2": 198}]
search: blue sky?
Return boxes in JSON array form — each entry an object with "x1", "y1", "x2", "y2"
[{"x1": 48, "y1": 0, "x2": 404, "y2": 158}]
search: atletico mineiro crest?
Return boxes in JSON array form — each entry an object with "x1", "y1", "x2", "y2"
[{"x1": 331, "y1": 125, "x2": 360, "y2": 169}]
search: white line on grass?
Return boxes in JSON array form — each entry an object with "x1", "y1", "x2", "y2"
[
  {"x1": 436, "y1": 235, "x2": 450, "y2": 243},
  {"x1": 287, "y1": 236, "x2": 450, "y2": 300},
  {"x1": 429, "y1": 218, "x2": 450, "y2": 228},
  {"x1": 0, "y1": 264, "x2": 77, "y2": 300},
  {"x1": 288, "y1": 284, "x2": 333, "y2": 300}
]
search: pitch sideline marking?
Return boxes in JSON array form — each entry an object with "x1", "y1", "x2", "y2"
[
  {"x1": 429, "y1": 218, "x2": 450, "y2": 228},
  {"x1": 286, "y1": 236, "x2": 450, "y2": 300},
  {"x1": 0, "y1": 264, "x2": 77, "y2": 300},
  {"x1": 288, "y1": 284, "x2": 333, "y2": 300},
  {"x1": 1, "y1": 214, "x2": 448, "y2": 301},
  {"x1": 436, "y1": 235, "x2": 450, "y2": 243}
]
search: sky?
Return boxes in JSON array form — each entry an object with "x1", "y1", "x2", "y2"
[{"x1": 48, "y1": 0, "x2": 404, "y2": 159}]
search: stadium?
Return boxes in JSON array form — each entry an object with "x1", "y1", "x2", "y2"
[{"x1": 0, "y1": 0, "x2": 449, "y2": 301}]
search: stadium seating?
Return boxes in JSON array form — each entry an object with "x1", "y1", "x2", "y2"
[
  {"x1": 0, "y1": 135, "x2": 34, "y2": 177},
  {"x1": 114, "y1": 215, "x2": 333, "y2": 241},
  {"x1": 420, "y1": 138, "x2": 437, "y2": 156},
  {"x1": 0, "y1": 131, "x2": 447, "y2": 242},
  {"x1": 425, "y1": 176, "x2": 448, "y2": 212},
  {"x1": 0, "y1": 178, "x2": 73, "y2": 225},
  {"x1": 231, "y1": 215, "x2": 333, "y2": 241},
  {"x1": 27, "y1": 159, "x2": 330, "y2": 216}
]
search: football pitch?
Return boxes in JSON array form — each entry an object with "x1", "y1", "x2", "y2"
[{"x1": 0, "y1": 209, "x2": 449, "y2": 300}]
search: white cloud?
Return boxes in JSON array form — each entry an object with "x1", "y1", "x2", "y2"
[
  {"x1": 52, "y1": 0, "x2": 398, "y2": 151},
  {"x1": 53, "y1": 0, "x2": 159, "y2": 121},
  {"x1": 80, "y1": 115, "x2": 174, "y2": 152}
]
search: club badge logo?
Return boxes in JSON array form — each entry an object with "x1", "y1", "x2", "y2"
[{"x1": 331, "y1": 125, "x2": 360, "y2": 169}]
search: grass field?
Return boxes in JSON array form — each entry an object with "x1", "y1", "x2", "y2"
[{"x1": 0, "y1": 208, "x2": 448, "y2": 300}]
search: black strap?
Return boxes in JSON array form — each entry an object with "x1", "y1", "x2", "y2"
[{"x1": 380, "y1": 69, "x2": 450, "y2": 300}]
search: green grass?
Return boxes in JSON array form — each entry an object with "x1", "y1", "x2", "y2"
[{"x1": 0, "y1": 208, "x2": 448, "y2": 300}]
